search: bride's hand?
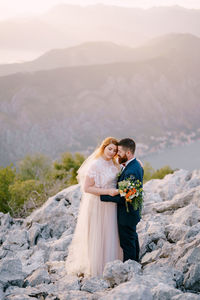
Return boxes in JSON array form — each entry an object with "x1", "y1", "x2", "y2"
[{"x1": 108, "y1": 189, "x2": 119, "y2": 196}]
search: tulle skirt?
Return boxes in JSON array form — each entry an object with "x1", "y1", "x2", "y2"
[{"x1": 65, "y1": 192, "x2": 123, "y2": 277}]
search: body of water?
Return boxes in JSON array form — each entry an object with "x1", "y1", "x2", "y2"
[
  {"x1": 0, "y1": 49, "x2": 40, "y2": 64},
  {"x1": 142, "y1": 139, "x2": 200, "y2": 171}
]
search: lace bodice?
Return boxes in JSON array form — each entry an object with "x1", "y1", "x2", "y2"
[{"x1": 87, "y1": 156, "x2": 120, "y2": 189}]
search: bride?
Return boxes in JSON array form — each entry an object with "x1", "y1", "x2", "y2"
[{"x1": 65, "y1": 137, "x2": 123, "y2": 277}]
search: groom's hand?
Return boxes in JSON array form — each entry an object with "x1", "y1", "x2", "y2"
[{"x1": 100, "y1": 193, "x2": 124, "y2": 204}]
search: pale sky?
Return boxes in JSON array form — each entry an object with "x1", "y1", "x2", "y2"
[{"x1": 0, "y1": 0, "x2": 200, "y2": 20}]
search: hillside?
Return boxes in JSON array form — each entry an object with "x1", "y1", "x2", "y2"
[
  {"x1": 0, "y1": 33, "x2": 200, "y2": 77},
  {"x1": 0, "y1": 33, "x2": 200, "y2": 166}
]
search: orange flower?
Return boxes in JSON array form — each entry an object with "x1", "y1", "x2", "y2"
[
  {"x1": 126, "y1": 198, "x2": 132, "y2": 203},
  {"x1": 131, "y1": 188, "x2": 137, "y2": 194}
]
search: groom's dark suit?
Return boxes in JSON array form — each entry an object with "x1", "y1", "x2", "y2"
[{"x1": 100, "y1": 158, "x2": 143, "y2": 262}]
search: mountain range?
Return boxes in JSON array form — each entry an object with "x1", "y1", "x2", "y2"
[
  {"x1": 0, "y1": 33, "x2": 200, "y2": 166},
  {"x1": 1, "y1": 33, "x2": 200, "y2": 77},
  {"x1": 1, "y1": 4, "x2": 200, "y2": 63}
]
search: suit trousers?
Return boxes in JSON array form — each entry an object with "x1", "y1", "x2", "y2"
[{"x1": 118, "y1": 223, "x2": 140, "y2": 262}]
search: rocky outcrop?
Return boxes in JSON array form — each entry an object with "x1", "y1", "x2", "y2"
[{"x1": 0, "y1": 169, "x2": 200, "y2": 299}]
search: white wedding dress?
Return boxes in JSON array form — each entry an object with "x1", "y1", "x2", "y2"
[{"x1": 65, "y1": 156, "x2": 123, "y2": 277}]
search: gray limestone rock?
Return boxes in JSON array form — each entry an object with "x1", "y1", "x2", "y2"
[
  {"x1": 151, "y1": 283, "x2": 182, "y2": 300},
  {"x1": 24, "y1": 266, "x2": 51, "y2": 287},
  {"x1": 3, "y1": 229, "x2": 30, "y2": 251},
  {"x1": 103, "y1": 259, "x2": 142, "y2": 287},
  {"x1": 81, "y1": 276, "x2": 110, "y2": 293},
  {"x1": 99, "y1": 282, "x2": 153, "y2": 300},
  {"x1": 0, "y1": 258, "x2": 26, "y2": 288},
  {"x1": 1, "y1": 169, "x2": 200, "y2": 299},
  {"x1": 184, "y1": 263, "x2": 200, "y2": 292}
]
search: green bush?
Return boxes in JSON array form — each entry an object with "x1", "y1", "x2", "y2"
[
  {"x1": 0, "y1": 152, "x2": 85, "y2": 216},
  {"x1": 151, "y1": 165, "x2": 174, "y2": 179},
  {"x1": 143, "y1": 161, "x2": 174, "y2": 183},
  {"x1": 0, "y1": 165, "x2": 16, "y2": 213},
  {"x1": 16, "y1": 153, "x2": 53, "y2": 181},
  {"x1": 53, "y1": 152, "x2": 85, "y2": 185},
  {"x1": 0, "y1": 152, "x2": 85, "y2": 217},
  {"x1": 8, "y1": 179, "x2": 44, "y2": 217},
  {"x1": 143, "y1": 162, "x2": 155, "y2": 182}
]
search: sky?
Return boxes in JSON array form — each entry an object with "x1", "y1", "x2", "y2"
[{"x1": 0, "y1": 0, "x2": 200, "y2": 20}]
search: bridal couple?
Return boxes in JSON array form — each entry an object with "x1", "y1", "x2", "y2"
[{"x1": 65, "y1": 137, "x2": 144, "y2": 277}]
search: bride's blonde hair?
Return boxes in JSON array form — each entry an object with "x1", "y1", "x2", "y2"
[{"x1": 94, "y1": 137, "x2": 119, "y2": 165}]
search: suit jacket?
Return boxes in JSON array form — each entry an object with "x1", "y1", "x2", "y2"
[{"x1": 100, "y1": 158, "x2": 144, "y2": 226}]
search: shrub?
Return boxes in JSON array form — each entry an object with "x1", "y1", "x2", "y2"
[
  {"x1": 143, "y1": 161, "x2": 174, "y2": 183},
  {"x1": 8, "y1": 179, "x2": 44, "y2": 217},
  {"x1": 151, "y1": 165, "x2": 174, "y2": 180},
  {"x1": 143, "y1": 162, "x2": 155, "y2": 182},
  {"x1": 16, "y1": 153, "x2": 52, "y2": 181},
  {"x1": 53, "y1": 152, "x2": 85, "y2": 185},
  {"x1": 0, "y1": 165, "x2": 16, "y2": 213}
]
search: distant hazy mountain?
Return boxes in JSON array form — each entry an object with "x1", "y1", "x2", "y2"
[
  {"x1": 0, "y1": 42, "x2": 134, "y2": 76},
  {"x1": 0, "y1": 17, "x2": 65, "y2": 50},
  {"x1": 44, "y1": 5, "x2": 200, "y2": 45},
  {"x1": 1, "y1": 33, "x2": 199, "y2": 77},
  {"x1": 1, "y1": 4, "x2": 200, "y2": 63},
  {"x1": 0, "y1": 33, "x2": 200, "y2": 166}
]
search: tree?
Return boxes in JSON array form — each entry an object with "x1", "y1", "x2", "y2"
[
  {"x1": 53, "y1": 152, "x2": 85, "y2": 185},
  {"x1": 0, "y1": 165, "x2": 16, "y2": 213},
  {"x1": 143, "y1": 161, "x2": 154, "y2": 183},
  {"x1": 8, "y1": 179, "x2": 44, "y2": 217},
  {"x1": 16, "y1": 153, "x2": 53, "y2": 181}
]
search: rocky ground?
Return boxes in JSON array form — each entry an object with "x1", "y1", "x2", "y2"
[{"x1": 0, "y1": 169, "x2": 200, "y2": 299}]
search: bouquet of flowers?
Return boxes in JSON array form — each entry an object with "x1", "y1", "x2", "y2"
[{"x1": 118, "y1": 175, "x2": 143, "y2": 214}]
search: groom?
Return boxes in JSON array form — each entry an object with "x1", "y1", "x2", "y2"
[{"x1": 100, "y1": 138, "x2": 144, "y2": 263}]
